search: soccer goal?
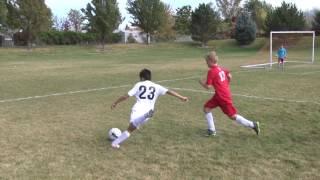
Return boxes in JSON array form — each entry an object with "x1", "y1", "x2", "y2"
[{"x1": 241, "y1": 31, "x2": 315, "y2": 69}]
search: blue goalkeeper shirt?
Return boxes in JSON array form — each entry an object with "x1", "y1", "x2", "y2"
[{"x1": 277, "y1": 47, "x2": 287, "y2": 59}]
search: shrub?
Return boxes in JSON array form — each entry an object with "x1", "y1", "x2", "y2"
[{"x1": 235, "y1": 11, "x2": 256, "y2": 45}]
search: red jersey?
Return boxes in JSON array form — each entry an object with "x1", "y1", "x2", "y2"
[{"x1": 206, "y1": 65, "x2": 232, "y2": 104}]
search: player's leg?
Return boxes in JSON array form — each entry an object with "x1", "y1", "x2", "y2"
[
  {"x1": 231, "y1": 114, "x2": 260, "y2": 135},
  {"x1": 281, "y1": 58, "x2": 284, "y2": 71},
  {"x1": 112, "y1": 110, "x2": 153, "y2": 148},
  {"x1": 204, "y1": 97, "x2": 218, "y2": 136},
  {"x1": 222, "y1": 103, "x2": 260, "y2": 135},
  {"x1": 111, "y1": 123, "x2": 135, "y2": 148},
  {"x1": 204, "y1": 107, "x2": 216, "y2": 136}
]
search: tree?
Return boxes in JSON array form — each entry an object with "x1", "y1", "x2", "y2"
[
  {"x1": 67, "y1": 9, "x2": 84, "y2": 32},
  {"x1": 190, "y1": 3, "x2": 221, "y2": 47},
  {"x1": 0, "y1": 0, "x2": 7, "y2": 31},
  {"x1": 52, "y1": 16, "x2": 72, "y2": 31},
  {"x1": 154, "y1": 4, "x2": 175, "y2": 41},
  {"x1": 127, "y1": 0, "x2": 166, "y2": 44},
  {"x1": 62, "y1": 18, "x2": 71, "y2": 32},
  {"x1": 82, "y1": 0, "x2": 122, "y2": 49},
  {"x1": 312, "y1": 10, "x2": 320, "y2": 35},
  {"x1": 216, "y1": 0, "x2": 242, "y2": 21},
  {"x1": 265, "y1": 1, "x2": 305, "y2": 34},
  {"x1": 7, "y1": 0, "x2": 52, "y2": 48},
  {"x1": 174, "y1": 5, "x2": 192, "y2": 35},
  {"x1": 235, "y1": 11, "x2": 256, "y2": 45},
  {"x1": 52, "y1": 16, "x2": 63, "y2": 31},
  {"x1": 244, "y1": 0, "x2": 272, "y2": 35}
]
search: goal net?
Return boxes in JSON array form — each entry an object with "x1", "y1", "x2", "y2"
[{"x1": 241, "y1": 31, "x2": 315, "y2": 69}]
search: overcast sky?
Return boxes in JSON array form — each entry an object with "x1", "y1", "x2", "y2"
[{"x1": 45, "y1": 0, "x2": 320, "y2": 29}]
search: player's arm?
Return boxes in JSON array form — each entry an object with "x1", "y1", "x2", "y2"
[
  {"x1": 111, "y1": 95, "x2": 130, "y2": 110},
  {"x1": 285, "y1": 49, "x2": 287, "y2": 58},
  {"x1": 227, "y1": 72, "x2": 232, "y2": 82},
  {"x1": 199, "y1": 78, "x2": 213, "y2": 90},
  {"x1": 166, "y1": 90, "x2": 188, "y2": 102}
]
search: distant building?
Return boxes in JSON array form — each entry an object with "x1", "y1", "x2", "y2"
[
  {"x1": 0, "y1": 31, "x2": 14, "y2": 47},
  {"x1": 174, "y1": 35, "x2": 193, "y2": 42},
  {"x1": 116, "y1": 25, "x2": 147, "y2": 44}
]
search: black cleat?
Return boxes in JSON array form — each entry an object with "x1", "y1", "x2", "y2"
[{"x1": 253, "y1": 121, "x2": 260, "y2": 135}]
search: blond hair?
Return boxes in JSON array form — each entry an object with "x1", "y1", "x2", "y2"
[{"x1": 206, "y1": 51, "x2": 218, "y2": 63}]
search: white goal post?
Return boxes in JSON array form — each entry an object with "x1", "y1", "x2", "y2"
[
  {"x1": 241, "y1": 31, "x2": 315, "y2": 69},
  {"x1": 269, "y1": 31, "x2": 315, "y2": 68}
]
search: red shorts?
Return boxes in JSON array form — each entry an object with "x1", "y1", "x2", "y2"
[{"x1": 204, "y1": 96, "x2": 237, "y2": 117}]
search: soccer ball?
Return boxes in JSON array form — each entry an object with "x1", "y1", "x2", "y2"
[{"x1": 108, "y1": 128, "x2": 121, "y2": 141}]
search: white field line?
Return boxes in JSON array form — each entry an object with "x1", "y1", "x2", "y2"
[
  {"x1": 1, "y1": 74, "x2": 319, "y2": 105},
  {"x1": 169, "y1": 87, "x2": 320, "y2": 105},
  {"x1": 0, "y1": 76, "x2": 199, "y2": 104},
  {"x1": 0, "y1": 85, "x2": 131, "y2": 103},
  {"x1": 234, "y1": 70, "x2": 320, "y2": 75}
]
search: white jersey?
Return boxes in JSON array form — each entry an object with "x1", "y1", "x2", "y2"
[{"x1": 128, "y1": 80, "x2": 168, "y2": 111}]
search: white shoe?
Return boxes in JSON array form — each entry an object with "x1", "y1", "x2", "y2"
[{"x1": 111, "y1": 144, "x2": 120, "y2": 149}]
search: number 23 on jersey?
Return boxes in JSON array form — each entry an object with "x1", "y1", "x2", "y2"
[{"x1": 138, "y1": 86, "x2": 156, "y2": 100}]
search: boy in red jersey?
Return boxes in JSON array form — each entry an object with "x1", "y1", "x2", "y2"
[{"x1": 199, "y1": 51, "x2": 260, "y2": 136}]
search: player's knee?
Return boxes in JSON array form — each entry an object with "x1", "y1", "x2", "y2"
[
  {"x1": 229, "y1": 114, "x2": 237, "y2": 120},
  {"x1": 127, "y1": 123, "x2": 137, "y2": 133},
  {"x1": 203, "y1": 107, "x2": 211, "y2": 113}
]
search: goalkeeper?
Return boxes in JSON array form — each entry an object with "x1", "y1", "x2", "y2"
[{"x1": 277, "y1": 44, "x2": 287, "y2": 69}]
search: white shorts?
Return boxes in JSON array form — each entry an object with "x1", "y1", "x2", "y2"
[{"x1": 130, "y1": 109, "x2": 154, "y2": 128}]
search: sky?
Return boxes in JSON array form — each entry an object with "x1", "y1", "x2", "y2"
[{"x1": 45, "y1": 0, "x2": 320, "y2": 29}]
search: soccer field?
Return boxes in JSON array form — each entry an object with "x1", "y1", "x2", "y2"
[{"x1": 0, "y1": 40, "x2": 319, "y2": 179}]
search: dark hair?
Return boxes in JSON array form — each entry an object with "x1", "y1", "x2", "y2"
[{"x1": 139, "y1": 69, "x2": 151, "y2": 80}]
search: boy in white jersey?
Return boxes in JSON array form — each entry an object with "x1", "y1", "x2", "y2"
[{"x1": 110, "y1": 69, "x2": 188, "y2": 149}]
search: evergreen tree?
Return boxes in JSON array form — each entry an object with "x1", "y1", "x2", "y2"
[
  {"x1": 82, "y1": 0, "x2": 122, "y2": 49},
  {"x1": 0, "y1": 0, "x2": 7, "y2": 31},
  {"x1": 235, "y1": 11, "x2": 256, "y2": 45},
  {"x1": 174, "y1": 5, "x2": 192, "y2": 35},
  {"x1": 312, "y1": 10, "x2": 320, "y2": 35},
  {"x1": 265, "y1": 1, "x2": 305, "y2": 34},
  {"x1": 190, "y1": 3, "x2": 220, "y2": 46},
  {"x1": 127, "y1": 0, "x2": 166, "y2": 44}
]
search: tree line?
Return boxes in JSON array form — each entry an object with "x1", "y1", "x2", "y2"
[{"x1": 0, "y1": 0, "x2": 319, "y2": 48}]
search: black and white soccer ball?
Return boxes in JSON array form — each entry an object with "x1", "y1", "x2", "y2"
[{"x1": 108, "y1": 128, "x2": 121, "y2": 141}]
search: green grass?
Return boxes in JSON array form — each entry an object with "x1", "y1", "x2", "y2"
[{"x1": 0, "y1": 40, "x2": 319, "y2": 179}]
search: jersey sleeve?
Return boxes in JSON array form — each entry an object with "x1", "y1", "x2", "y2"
[
  {"x1": 157, "y1": 84, "x2": 168, "y2": 96},
  {"x1": 206, "y1": 70, "x2": 213, "y2": 85},
  {"x1": 128, "y1": 83, "x2": 139, "y2": 97}
]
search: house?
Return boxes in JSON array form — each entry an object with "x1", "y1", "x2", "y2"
[{"x1": 116, "y1": 25, "x2": 147, "y2": 44}]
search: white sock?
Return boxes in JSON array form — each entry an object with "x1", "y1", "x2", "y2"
[
  {"x1": 235, "y1": 115, "x2": 254, "y2": 128},
  {"x1": 112, "y1": 131, "x2": 130, "y2": 146},
  {"x1": 205, "y1": 112, "x2": 216, "y2": 131}
]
